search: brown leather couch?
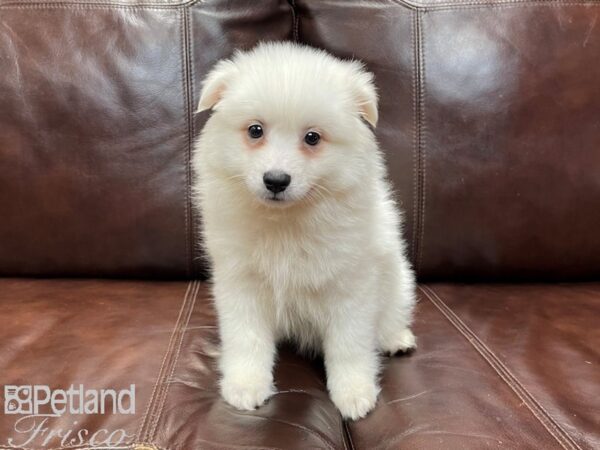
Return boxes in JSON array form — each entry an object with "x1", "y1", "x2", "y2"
[{"x1": 1, "y1": 0, "x2": 598, "y2": 449}]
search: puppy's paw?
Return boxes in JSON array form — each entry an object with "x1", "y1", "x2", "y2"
[
  {"x1": 330, "y1": 379, "x2": 379, "y2": 420},
  {"x1": 221, "y1": 372, "x2": 275, "y2": 411},
  {"x1": 380, "y1": 328, "x2": 417, "y2": 355}
]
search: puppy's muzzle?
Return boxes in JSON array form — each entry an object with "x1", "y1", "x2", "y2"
[{"x1": 263, "y1": 171, "x2": 291, "y2": 194}]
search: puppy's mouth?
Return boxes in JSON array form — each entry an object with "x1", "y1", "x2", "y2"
[
  {"x1": 256, "y1": 186, "x2": 318, "y2": 208},
  {"x1": 271, "y1": 191, "x2": 290, "y2": 201},
  {"x1": 263, "y1": 193, "x2": 290, "y2": 205},
  {"x1": 255, "y1": 190, "x2": 300, "y2": 208}
]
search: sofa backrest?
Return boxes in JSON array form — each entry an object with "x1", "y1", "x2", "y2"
[
  {"x1": 1, "y1": 0, "x2": 599, "y2": 280},
  {"x1": 0, "y1": 0, "x2": 292, "y2": 278},
  {"x1": 296, "y1": 0, "x2": 600, "y2": 280}
]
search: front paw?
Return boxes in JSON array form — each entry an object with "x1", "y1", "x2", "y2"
[
  {"x1": 329, "y1": 378, "x2": 380, "y2": 420},
  {"x1": 380, "y1": 328, "x2": 417, "y2": 356},
  {"x1": 221, "y1": 371, "x2": 275, "y2": 411}
]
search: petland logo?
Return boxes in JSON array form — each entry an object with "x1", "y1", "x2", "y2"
[
  {"x1": 3, "y1": 384, "x2": 135, "y2": 448},
  {"x1": 5, "y1": 385, "x2": 135, "y2": 415}
]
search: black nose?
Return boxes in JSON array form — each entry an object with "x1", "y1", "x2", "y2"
[{"x1": 263, "y1": 171, "x2": 291, "y2": 194}]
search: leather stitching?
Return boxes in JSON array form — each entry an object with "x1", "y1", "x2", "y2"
[
  {"x1": 136, "y1": 281, "x2": 194, "y2": 441},
  {"x1": 149, "y1": 281, "x2": 199, "y2": 440},
  {"x1": 411, "y1": 10, "x2": 427, "y2": 273},
  {"x1": 0, "y1": 445, "x2": 168, "y2": 450},
  {"x1": 186, "y1": 7, "x2": 199, "y2": 279},
  {"x1": 424, "y1": 1, "x2": 600, "y2": 10},
  {"x1": 417, "y1": 12, "x2": 427, "y2": 273},
  {"x1": 180, "y1": 6, "x2": 195, "y2": 278},
  {"x1": 180, "y1": 8, "x2": 190, "y2": 278},
  {"x1": 288, "y1": 0, "x2": 299, "y2": 42},
  {"x1": 0, "y1": 3, "x2": 189, "y2": 9},
  {"x1": 342, "y1": 420, "x2": 356, "y2": 450},
  {"x1": 0, "y1": 0, "x2": 595, "y2": 10},
  {"x1": 390, "y1": 0, "x2": 599, "y2": 10},
  {"x1": 0, "y1": 0, "x2": 597, "y2": 9},
  {"x1": 419, "y1": 285, "x2": 582, "y2": 450},
  {"x1": 0, "y1": 0, "x2": 203, "y2": 8},
  {"x1": 410, "y1": 11, "x2": 419, "y2": 266}
]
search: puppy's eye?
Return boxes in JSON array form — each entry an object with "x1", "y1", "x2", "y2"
[
  {"x1": 248, "y1": 124, "x2": 264, "y2": 139},
  {"x1": 304, "y1": 131, "x2": 320, "y2": 146}
]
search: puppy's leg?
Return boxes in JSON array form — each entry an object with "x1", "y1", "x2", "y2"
[
  {"x1": 377, "y1": 254, "x2": 417, "y2": 355},
  {"x1": 214, "y1": 271, "x2": 276, "y2": 410},
  {"x1": 324, "y1": 297, "x2": 380, "y2": 420}
]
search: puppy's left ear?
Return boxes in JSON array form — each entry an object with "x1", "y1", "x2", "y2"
[
  {"x1": 348, "y1": 62, "x2": 379, "y2": 128},
  {"x1": 196, "y1": 59, "x2": 238, "y2": 113}
]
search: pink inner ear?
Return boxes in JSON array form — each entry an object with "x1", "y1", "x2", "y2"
[
  {"x1": 196, "y1": 82, "x2": 226, "y2": 113},
  {"x1": 359, "y1": 101, "x2": 379, "y2": 128}
]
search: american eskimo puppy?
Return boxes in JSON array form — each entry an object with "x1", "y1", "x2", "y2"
[{"x1": 193, "y1": 42, "x2": 416, "y2": 420}]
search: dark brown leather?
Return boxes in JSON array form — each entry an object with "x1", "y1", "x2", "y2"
[
  {"x1": 347, "y1": 283, "x2": 600, "y2": 450},
  {"x1": 0, "y1": 0, "x2": 293, "y2": 279},
  {"x1": 1, "y1": 0, "x2": 599, "y2": 449},
  {"x1": 2, "y1": 0, "x2": 599, "y2": 280},
  {"x1": 297, "y1": 0, "x2": 600, "y2": 281},
  {"x1": 1, "y1": 280, "x2": 597, "y2": 449},
  {"x1": 0, "y1": 279, "x2": 346, "y2": 449},
  {"x1": 419, "y1": 283, "x2": 600, "y2": 450}
]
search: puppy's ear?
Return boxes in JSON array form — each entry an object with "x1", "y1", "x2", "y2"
[
  {"x1": 348, "y1": 62, "x2": 379, "y2": 128},
  {"x1": 196, "y1": 59, "x2": 237, "y2": 113}
]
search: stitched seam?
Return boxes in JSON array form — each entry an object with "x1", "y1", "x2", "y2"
[
  {"x1": 0, "y1": 445, "x2": 169, "y2": 450},
  {"x1": 178, "y1": 7, "x2": 193, "y2": 278},
  {"x1": 419, "y1": 285, "x2": 582, "y2": 450},
  {"x1": 147, "y1": 281, "x2": 198, "y2": 440},
  {"x1": 293, "y1": 0, "x2": 300, "y2": 42},
  {"x1": 416, "y1": 11, "x2": 427, "y2": 273},
  {"x1": 186, "y1": 6, "x2": 198, "y2": 278},
  {"x1": 342, "y1": 420, "x2": 356, "y2": 450},
  {"x1": 0, "y1": 0, "x2": 204, "y2": 8},
  {"x1": 425, "y1": 1, "x2": 600, "y2": 10},
  {"x1": 0, "y1": 1, "x2": 596, "y2": 11},
  {"x1": 136, "y1": 282, "x2": 193, "y2": 441},
  {"x1": 288, "y1": 0, "x2": 299, "y2": 42},
  {"x1": 149, "y1": 281, "x2": 200, "y2": 440},
  {"x1": 0, "y1": 2, "x2": 195, "y2": 9},
  {"x1": 412, "y1": 11, "x2": 427, "y2": 273},
  {"x1": 410, "y1": 11, "x2": 419, "y2": 265},
  {"x1": 186, "y1": 5, "x2": 200, "y2": 279},
  {"x1": 391, "y1": 0, "x2": 599, "y2": 9}
]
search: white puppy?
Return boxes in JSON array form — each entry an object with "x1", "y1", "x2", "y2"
[{"x1": 193, "y1": 42, "x2": 416, "y2": 420}]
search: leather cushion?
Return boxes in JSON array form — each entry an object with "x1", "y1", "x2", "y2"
[
  {"x1": 297, "y1": 0, "x2": 600, "y2": 280},
  {"x1": 0, "y1": 0, "x2": 293, "y2": 278},
  {"x1": 1, "y1": 279, "x2": 597, "y2": 448},
  {"x1": 0, "y1": 279, "x2": 346, "y2": 449}
]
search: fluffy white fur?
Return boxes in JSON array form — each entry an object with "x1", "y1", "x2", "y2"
[{"x1": 192, "y1": 42, "x2": 416, "y2": 420}]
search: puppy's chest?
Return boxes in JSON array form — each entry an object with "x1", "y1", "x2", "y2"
[{"x1": 251, "y1": 231, "x2": 332, "y2": 288}]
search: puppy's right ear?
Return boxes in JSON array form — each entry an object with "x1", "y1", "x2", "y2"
[{"x1": 196, "y1": 59, "x2": 237, "y2": 113}]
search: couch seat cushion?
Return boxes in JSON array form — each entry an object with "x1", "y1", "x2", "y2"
[
  {"x1": 0, "y1": 279, "x2": 345, "y2": 450},
  {"x1": 1, "y1": 280, "x2": 597, "y2": 449},
  {"x1": 347, "y1": 284, "x2": 599, "y2": 450}
]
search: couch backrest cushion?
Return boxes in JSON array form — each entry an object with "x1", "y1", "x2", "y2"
[
  {"x1": 0, "y1": 0, "x2": 292, "y2": 278},
  {"x1": 297, "y1": 0, "x2": 600, "y2": 280},
  {"x1": 2, "y1": 0, "x2": 599, "y2": 281}
]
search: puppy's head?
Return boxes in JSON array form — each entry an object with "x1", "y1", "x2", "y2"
[{"x1": 196, "y1": 42, "x2": 379, "y2": 207}]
